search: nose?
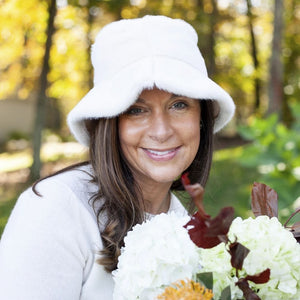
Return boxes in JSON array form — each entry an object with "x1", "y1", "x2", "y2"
[{"x1": 147, "y1": 112, "x2": 174, "y2": 143}]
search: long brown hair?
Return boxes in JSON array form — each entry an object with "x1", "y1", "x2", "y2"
[
  {"x1": 33, "y1": 99, "x2": 216, "y2": 273},
  {"x1": 86, "y1": 99, "x2": 216, "y2": 272}
]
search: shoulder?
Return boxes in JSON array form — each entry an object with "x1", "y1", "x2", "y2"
[
  {"x1": 34, "y1": 164, "x2": 96, "y2": 199},
  {"x1": 31, "y1": 164, "x2": 98, "y2": 218},
  {"x1": 2, "y1": 164, "x2": 101, "y2": 249},
  {"x1": 0, "y1": 165, "x2": 108, "y2": 299}
]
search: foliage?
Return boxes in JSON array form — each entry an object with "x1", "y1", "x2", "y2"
[
  {"x1": 184, "y1": 179, "x2": 300, "y2": 299},
  {"x1": 1, "y1": 0, "x2": 299, "y2": 131},
  {"x1": 283, "y1": 0, "x2": 300, "y2": 124},
  {"x1": 0, "y1": 0, "x2": 48, "y2": 99},
  {"x1": 203, "y1": 151, "x2": 258, "y2": 219},
  {"x1": 0, "y1": 194, "x2": 19, "y2": 237},
  {"x1": 237, "y1": 103, "x2": 300, "y2": 218}
]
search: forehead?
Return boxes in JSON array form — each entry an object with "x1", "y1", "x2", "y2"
[{"x1": 137, "y1": 88, "x2": 195, "y2": 103}]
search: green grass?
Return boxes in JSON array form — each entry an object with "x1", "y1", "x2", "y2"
[
  {"x1": 204, "y1": 158, "x2": 258, "y2": 218},
  {"x1": 0, "y1": 193, "x2": 19, "y2": 237}
]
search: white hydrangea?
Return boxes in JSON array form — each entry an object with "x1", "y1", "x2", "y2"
[
  {"x1": 112, "y1": 212, "x2": 200, "y2": 300},
  {"x1": 199, "y1": 216, "x2": 300, "y2": 300}
]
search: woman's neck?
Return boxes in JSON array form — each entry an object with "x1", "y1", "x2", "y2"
[{"x1": 137, "y1": 181, "x2": 172, "y2": 215}]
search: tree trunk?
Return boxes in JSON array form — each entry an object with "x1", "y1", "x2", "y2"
[
  {"x1": 87, "y1": 8, "x2": 95, "y2": 90},
  {"x1": 29, "y1": 0, "x2": 57, "y2": 182},
  {"x1": 246, "y1": 0, "x2": 261, "y2": 111},
  {"x1": 268, "y1": 0, "x2": 284, "y2": 117},
  {"x1": 207, "y1": 0, "x2": 218, "y2": 77},
  {"x1": 196, "y1": 0, "x2": 204, "y2": 10}
]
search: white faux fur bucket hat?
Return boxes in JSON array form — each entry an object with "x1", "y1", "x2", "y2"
[{"x1": 67, "y1": 15, "x2": 235, "y2": 146}]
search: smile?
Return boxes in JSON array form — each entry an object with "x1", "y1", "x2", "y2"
[{"x1": 142, "y1": 147, "x2": 180, "y2": 161}]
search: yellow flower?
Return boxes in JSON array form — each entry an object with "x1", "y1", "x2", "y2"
[{"x1": 157, "y1": 279, "x2": 213, "y2": 300}]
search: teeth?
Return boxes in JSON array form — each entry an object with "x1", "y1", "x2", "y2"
[{"x1": 147, "y1": 149, "x2": 173, "y2": 156}]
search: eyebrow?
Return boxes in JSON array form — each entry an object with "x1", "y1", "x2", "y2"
[{"x1": 136, "y1": 93, "x2": 186, "y2": 103}]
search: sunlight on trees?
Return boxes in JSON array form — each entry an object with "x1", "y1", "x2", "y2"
[{"x1": 0, "y1": 0, "x2": 299, "y2": 179}]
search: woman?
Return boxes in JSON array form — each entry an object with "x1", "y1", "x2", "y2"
[{"x1": 0, "y1": 15, "x2": 235, "y2": 299}]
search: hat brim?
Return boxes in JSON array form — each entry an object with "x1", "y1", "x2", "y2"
[{"x1": 67, "y1": 57, "x2": 235, "y2": 146}]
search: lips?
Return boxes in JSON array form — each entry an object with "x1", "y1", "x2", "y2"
[{"x1": 142, "y1": 147, "x2": 180, "y2": 161}]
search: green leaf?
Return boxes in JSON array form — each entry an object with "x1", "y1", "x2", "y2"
[
  {"x1": 196, "y1": 272, "x2": 213, "y2": 290},
  {"x1": 220, "y1": 285, "x2": 231, "y2": 300}
]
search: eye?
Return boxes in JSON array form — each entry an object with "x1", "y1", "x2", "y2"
[
  {"x1": 172, "y1": 101, "x2": 188, "y2": 110},
  {"x1": 125, "y1": 106, "x2": 145, "y2": 115}
]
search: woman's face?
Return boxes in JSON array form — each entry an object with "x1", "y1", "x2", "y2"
[{"x1": 118, "y1": 88, "x2": 201, "y2": 186}]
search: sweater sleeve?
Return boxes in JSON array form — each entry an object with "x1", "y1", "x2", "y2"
[{"x1": 0, "y1": 179, "x2": 98, "y2": 300}]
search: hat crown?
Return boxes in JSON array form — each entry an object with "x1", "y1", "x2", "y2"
[
  {"x1": 67, "y1": 15, "x2": 235, "y2": 147},
  {"x1": 91, "y1": 15, "x2": 207, "y2": 85}
]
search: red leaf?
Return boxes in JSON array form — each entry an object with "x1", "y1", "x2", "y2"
[
  {"x1": 205, "y1": 207, "x2": 235, "y2": 237},
  {"x1": 236, "y1": 269, "x2": 270, "y2": 300},
  {"x1": 251, "y1": 182, "x2": 278, "y2": 218},
  {"x1": 182, "y1": 173, "x2": 235, "y2": 249},
  {"x1": 293, "y1": 233, "x2": 300, "y2": 243},
  {"x1": 244, "y1": 268, "x2": 270, "y2": 284},
  {"x1": 184, "y1": 207, "x2": 234, "y2": 249},
  {"x1": 228, "y1": 242, "x2": 250, "y2": 270},
  {"x1": 236, "y1": 279, "x2": 261, "y2": 300},
  {"x1": 181, "y1": 173, "x2": 210, "y2": 220},
  {"x1": 290, "y1": 222, "x2": 300, "y2": 243},
  {"x1": 184, "y1": 212, "x2": 221, "y2": 248},
  {"x1": 181, "y1": 172, "x2": 191, "y2": 186}
]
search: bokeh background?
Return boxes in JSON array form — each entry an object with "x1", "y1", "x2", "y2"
[{"x1": 1, "y1": 0, "x2": 300, "y2": 236}]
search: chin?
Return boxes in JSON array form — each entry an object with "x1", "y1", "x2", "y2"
[{"x1": 148, "y1": 169, "x2": 183, "y2": 183}]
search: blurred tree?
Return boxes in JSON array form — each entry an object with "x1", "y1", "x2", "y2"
[
  {"x1": 0, "y1": 0, "x2": 49, "y2": 100},
  {"x1": 206, "y1": 0, "x2": 218, "y2": 77},
  {"x1": 100, "y1": 0, "x2": 130, "y2": 19},
  {"x1": 268, "y1": 0, "x2": 284, "y2": 117},
  {"x1": 30, "y1": 0, "x2": 57, "y2": 181},
  {"x1": 67, "y1": 0, "x2": 124, "y2": 89},
  {"x1": 246, "y1": 0, "x2": 261, "y2": 111},
  {"x1": 1, "y1": 0, "x2": 299, "y2": 146},
  {"x1": 283, "y1": 0, "x2": 300, "y2": 126}
]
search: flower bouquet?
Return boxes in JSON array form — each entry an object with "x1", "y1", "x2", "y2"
[{"x1": 112, "y1": 175, "x2": 300, "y2": 300}]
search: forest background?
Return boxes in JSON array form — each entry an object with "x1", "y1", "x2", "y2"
[{"x1": 0, "y1": 0, "x2": 300, "y2": 236}]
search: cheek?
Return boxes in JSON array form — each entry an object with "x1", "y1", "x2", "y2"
[
  {"x1": 186, "y1": 126, "x2": 201, "y2": 168},
  {"x1": 190, "y1": 124, "x2": 201, "y2": 154},
  {"x1": 182, "y1": 114, "x2": 201, "y2": 148},
  {"x1": 118, "y1": 120, "x2": 132, "y2": 151},
  {"x1": 118, "y1": 118, "x2": 142, "y2": 154}
]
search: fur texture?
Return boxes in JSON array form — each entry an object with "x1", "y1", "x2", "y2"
[{"x1": 67, "y1": 15, "x2": 235, "y2": 146}]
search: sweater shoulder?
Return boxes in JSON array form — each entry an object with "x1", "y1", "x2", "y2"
[
  {"x1": 34, "y1": 164, "x2": 96, "y2": 199},
  {"x1": 31, "y1": 164, "x2": 98, "y2": 219},
  {"x1": 2, "y1": 164, "x2": 101, "y2": 245}
]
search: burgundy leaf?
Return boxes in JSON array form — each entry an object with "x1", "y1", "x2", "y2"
[
  {"x1": 181, "y1": 173, "x2": 210, "y2": 220},
  {"x1": 181, "y1": 172, "x2": 191, "y2": 186},
  {"x1": 184, "y1": 212, "x2": 221, "y2": 248},
  {"x1": 251, "y1": 182, "x2": 278, "y2": 218},
  {"x1": 182, "y1": 173, "x2": 235, "y2": 249},
  {"x1": 184, "y1": 207, "x2": 234, "y2": 249},
  {"x1": 228, "y1": 242, "x2": 250, "y2": 270},
  {"x1": 293, "y1": 234, "x2": 300, "y2": 243},
  {"x1": 205, "y1": 207, "x2": 235, "y2": 237},
  {"x1": 291, "y1": 224, "x2": 300, "y2": 243},
  {"x1": 244, "y1": 268, "x2": 270, "y2": 284},
  {"x1": 236, "y1": 279, "x2": 261, "y2": 300}
]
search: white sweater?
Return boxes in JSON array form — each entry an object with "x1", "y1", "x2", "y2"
[{"x1": 0, "y1": 165, "x2": 187, "y2": 300}]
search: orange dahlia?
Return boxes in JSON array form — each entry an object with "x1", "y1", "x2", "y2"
[{"x1": 157, "y1": 279, "x2": 213, "y2": 300}]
